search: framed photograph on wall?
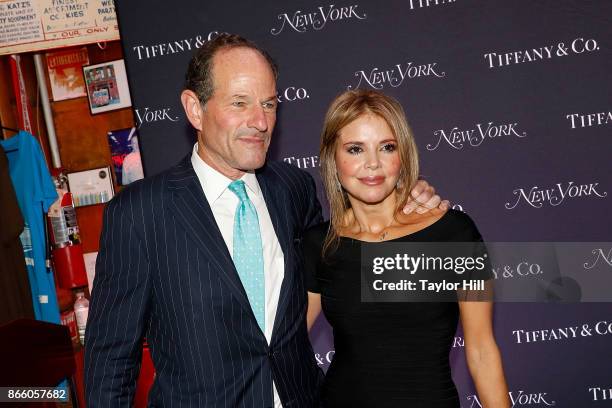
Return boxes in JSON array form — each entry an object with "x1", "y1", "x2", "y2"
[
  {"x1": 82, "y1": 59, "x2": 132, "y2": 114},
  {"x1": 107, "y1": 127, "x2": 144, "y2": 185},
  {"x1": 67, "y1": 167, "x2": 115, "y2": 207},
  {"x1": 46, "y1": 47, "x2": 89, "y2": 101}
]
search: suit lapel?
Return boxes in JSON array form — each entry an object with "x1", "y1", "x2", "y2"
[
  {"x1": 257, "y1": 168, "x2": 294, "y2": 341},
  {"x1": 167, "y1": 156, "x2": 256, "y2": 321}
]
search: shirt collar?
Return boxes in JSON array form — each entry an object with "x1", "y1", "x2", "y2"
[{"x1": 190, "y1": 143, "x2": 261, "y2": 203}]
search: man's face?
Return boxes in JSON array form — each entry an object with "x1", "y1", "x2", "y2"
[{"x1": 197, "y1": 47, "x2": 277, "y2": 178}]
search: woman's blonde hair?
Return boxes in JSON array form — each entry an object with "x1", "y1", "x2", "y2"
[{"x1": 320, "y1": 89, "x2": 420, "y2": 257}]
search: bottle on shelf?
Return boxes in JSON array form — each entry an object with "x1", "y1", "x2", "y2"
[{"x1": 74, "y1": 291, "x2": 89, "y2": 346}]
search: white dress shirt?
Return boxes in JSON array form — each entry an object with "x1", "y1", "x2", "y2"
[{"x1": 191, "y1": 144, "x2": 285, "y2": 407}]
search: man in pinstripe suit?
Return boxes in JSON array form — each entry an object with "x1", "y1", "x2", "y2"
[{"x1": 84, "y1": 34, "x2": 445, "y2": 407}]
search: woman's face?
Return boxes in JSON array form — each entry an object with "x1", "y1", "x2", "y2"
[{"x1": 335, "y1": 113, "x2": 401, "y2": 205}]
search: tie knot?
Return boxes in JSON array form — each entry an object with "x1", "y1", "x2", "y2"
[{"x1": 228, "y1": 179, "x2": 249, "y2": 202}]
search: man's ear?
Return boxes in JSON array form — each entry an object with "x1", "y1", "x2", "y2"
[{"x1": 181, "y1": 89, "x2": 204, "y2": 132}]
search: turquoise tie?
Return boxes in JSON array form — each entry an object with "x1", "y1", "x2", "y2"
[{"x1": 228, "y1": 180, "x2": 265, "y2": 331}]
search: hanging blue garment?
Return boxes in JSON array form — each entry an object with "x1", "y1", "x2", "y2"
[{"x1": 0, "y1": 131, "x2": 60, "y2": 324}]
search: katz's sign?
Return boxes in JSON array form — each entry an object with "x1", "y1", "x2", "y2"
[{"x1": 0, "y1": 0, "x2": 119, "y2": 55}]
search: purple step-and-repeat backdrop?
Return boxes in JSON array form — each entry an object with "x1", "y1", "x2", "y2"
[{"x1": 115, "y1": 1, "x2": 612, "y2": 406}]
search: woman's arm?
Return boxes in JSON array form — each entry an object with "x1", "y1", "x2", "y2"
[
  {"x1": 307, "y1": 292, "x2": 322, "y2": 331},
  {"x1": 459, "y1": 296, "x2": 510, "y2": 408}
]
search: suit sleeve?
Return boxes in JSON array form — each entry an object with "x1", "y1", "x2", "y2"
[
  {"x1": 302, "y1": 171, "x2": 324, "y2": 231},
  {"x1": 84, "y1": 191, "x2": 152, "y2": 407}
]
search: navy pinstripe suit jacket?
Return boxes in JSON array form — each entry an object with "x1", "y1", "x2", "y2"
[{"x1": 84, "y1": 156, "x2": 324, "y2": 407}]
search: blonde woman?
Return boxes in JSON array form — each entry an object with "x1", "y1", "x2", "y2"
[{"x1": 304, "y1": 90, "x2": 510, "y2": 407}]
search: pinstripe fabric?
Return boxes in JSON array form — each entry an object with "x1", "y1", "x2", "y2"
[{"x1": 84, "y1": 156, "x2": 324, "y2": 407}]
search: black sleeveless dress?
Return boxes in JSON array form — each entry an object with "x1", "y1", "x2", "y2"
[{"x1": 303, "y1": 210, "x2": 491, "y2": 408}]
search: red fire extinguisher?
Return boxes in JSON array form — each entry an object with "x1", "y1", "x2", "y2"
[{"x1": 48, "y1": 169, "x2": 88, "y2": 289}]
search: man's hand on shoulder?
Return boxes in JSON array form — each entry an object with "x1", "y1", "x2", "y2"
[{"x1": 402, "y1": 179, "x2": 450, "y2": 215}]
